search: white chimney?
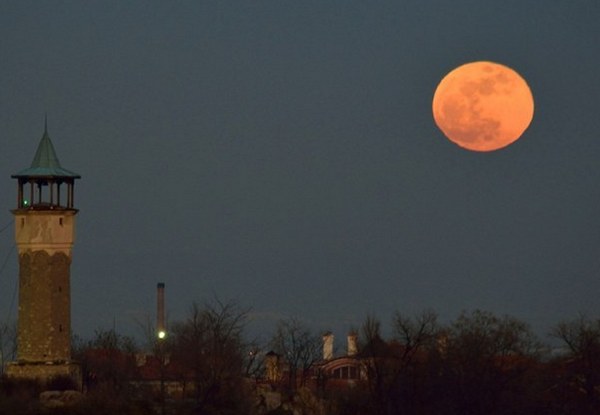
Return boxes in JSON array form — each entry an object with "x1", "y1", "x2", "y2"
[
  {"x1": 323, "y1": 332, "x2": 334, "y2": 360},
  {"x1": 347, "y1": 332, "x2": 358, "y2": 356}
]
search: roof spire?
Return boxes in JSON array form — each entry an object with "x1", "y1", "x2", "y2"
[
  {"x1": 10, "y1": 119, "x2": 81, "y2": 179},
  {"x1": 31, "y1": 128, "x2": 61, "y2": 169}
]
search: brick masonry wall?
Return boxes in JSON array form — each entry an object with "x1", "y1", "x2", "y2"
[
  {"x1": 17, "y1": 250, "x2": 71, "y2": 363},
  {"x1": 6, "y1": 361, "x2": 81, "y2": 388}
]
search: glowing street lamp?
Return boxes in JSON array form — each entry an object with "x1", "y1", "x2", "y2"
[
  {"x1": 155, "y1": 283, "x2": 168, "y2": 414},
  {"x1": 157, "y1": 282, "x2": 166, "y2": 339}
]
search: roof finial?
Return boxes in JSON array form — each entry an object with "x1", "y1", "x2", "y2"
[{"x1": 44, "y1": 113, "x2": 48, "y2": 135}]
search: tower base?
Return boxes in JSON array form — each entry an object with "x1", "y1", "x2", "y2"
[{"x1": 5, "y1": 360, "x2": 81, "y2": 389}]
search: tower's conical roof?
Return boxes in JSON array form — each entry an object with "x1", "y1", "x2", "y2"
[{"x1": 12, "y1": 123, "x2": 80, "y2": 179}]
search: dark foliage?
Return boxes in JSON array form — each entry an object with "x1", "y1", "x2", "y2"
[
  {"x1": 270, "y1": 317, "x2": 321, "y2": 391},
  {"x1": 46, "y1": 375, "x2": 78, "y2": 392},
  {"x1": 166, "y1": 300, "x2": 254, "y2": 414},
  {"x1": 72, "y1": 328, "x2": 139, "y2": 395},
  {"x1": 0, "y1": 376, "x2": 42, "y2": 415},
  {"x1": 4, "y1": 308, "x2": 600, "y2": 414}
]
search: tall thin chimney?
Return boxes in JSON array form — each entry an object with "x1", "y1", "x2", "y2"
[
  {"x1": 323, "y1": 332, "x2": 334, "y2": 360},
  {"x1": 157, "y1": 283, "x2": 166, "y2": 338},
  {"x1": 347, "y1": 332, "x2": 358, "y2": 357}
]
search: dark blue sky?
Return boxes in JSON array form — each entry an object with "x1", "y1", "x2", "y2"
[{"x1": 1, "y1": 1, "x2": 599, "y2": 343}]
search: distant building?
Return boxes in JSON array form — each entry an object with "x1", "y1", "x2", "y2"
[
  {"x1": 315, "y1": 332, "x2": 364, "y2": 387},
  {"x1": 262, "y1": 331, "x2": 367, "y2": 392},
  {"x1": 6, "y1": 121, "x2": 81, "y2": 385}
]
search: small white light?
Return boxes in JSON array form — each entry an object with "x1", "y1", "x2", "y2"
[{"x1": 158, "y1": 330, "x2": 166, "y2": 339}]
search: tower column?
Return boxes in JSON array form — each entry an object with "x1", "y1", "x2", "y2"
[
  {"x1": 13, "y1": 210, "x2": 76, "y2": 362},
  {"x1": 7, "y1": 122, "x2": 81, "y2": 385}
]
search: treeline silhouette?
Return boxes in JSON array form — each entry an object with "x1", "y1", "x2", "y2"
[{"x1": 1, "y1": 301, "x2": 599, "y2": 415}]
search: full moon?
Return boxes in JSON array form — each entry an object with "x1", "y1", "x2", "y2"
[{"x1": 432, "y1": 61, "x2": 534, "y2": 152}]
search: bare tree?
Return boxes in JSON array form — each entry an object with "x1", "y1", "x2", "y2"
[
  {"x1": 168, "y1": 299, "x2": 252, "y2": 414},
  {"x1": 393, "y1": 309, "x2": 440, "y2": 364},
  {"x1": 552, "y1": 314, "x2": 600, "y2": 412},
  {"x1": 72, "y1": 328, "x2": 139, "y2": 393},
  {"x1": 361, "y1": 314, "x2": 382, "y2": 346},
  {"x1": 358, "y1": 314, "x2": 401, "y2": 415},
  {"x1": 441, "y1": 310, "x2": 542, "y2": 415},
  {"x1": 270, "y1": 317, "x2": 321, "y2": 390},
  {"x1": 387, "y1": 310, "x2": 441, "y2": 414},
  {"x1": 353, "y1": 311, "x2": 441, "y2": 415}
]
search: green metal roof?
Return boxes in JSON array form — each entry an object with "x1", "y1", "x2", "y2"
[{"x1": 12, "y1": 126, "x2": 80, "y2": 179}]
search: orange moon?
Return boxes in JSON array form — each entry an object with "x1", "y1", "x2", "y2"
[{"x1": 432, "y1": 61, "x2": 534, "y2": 152}]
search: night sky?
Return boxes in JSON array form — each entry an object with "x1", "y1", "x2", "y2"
[{"x1": 1, "y1": 1, "x2": 599, "y2": 343}]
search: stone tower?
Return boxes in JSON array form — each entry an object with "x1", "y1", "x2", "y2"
[{"x1": 6, "y1": 122, "x2": 81, "y2": 383}]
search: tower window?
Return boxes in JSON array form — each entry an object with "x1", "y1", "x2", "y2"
[
  {"x1": 59, "y1": 218, "x2": 63, "y2": 226},
  {"x1": 59, "y1": 324, "x2": 63, "y2": 332}
]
